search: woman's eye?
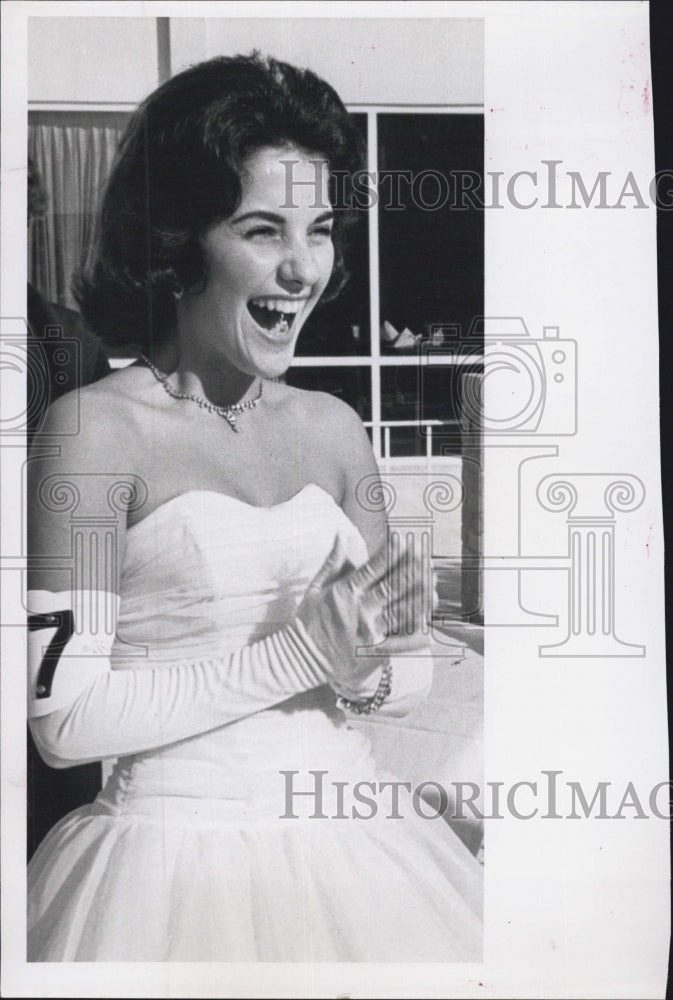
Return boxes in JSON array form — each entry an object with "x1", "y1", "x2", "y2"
[
  {"x1": 309, "y1": 226, "x2": 334, "y2": 241},
  {"x1": 246, "y1": 227, "x2": 279, "y2": 240}
]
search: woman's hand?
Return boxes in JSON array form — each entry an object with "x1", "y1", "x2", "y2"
[{"x1": 296, "y1": 535, "x2": 429, "y2": 696}]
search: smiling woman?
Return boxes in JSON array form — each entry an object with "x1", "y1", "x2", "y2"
[
  {"x1": 182, "y1": 148, "x2": 335, "y2": 379},
  {"x1": 26, "y1": 52, "x2": 482, "y2": 962}
]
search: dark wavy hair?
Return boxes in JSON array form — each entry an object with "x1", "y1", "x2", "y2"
[
  {"x1": 28, "y1": 157, "x2": 48, "y2": 224},
  {"x1": 75, "y1": 53, "x2": 364, "y2": 350}
]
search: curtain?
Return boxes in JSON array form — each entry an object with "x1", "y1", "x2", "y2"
[{"x1": 28, "y1": 111, "x2": 131, "y2": 309}]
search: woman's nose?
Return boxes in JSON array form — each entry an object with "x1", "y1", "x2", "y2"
[{"x1": 277, "y1": 240, "x2": 320, "y2": 289}]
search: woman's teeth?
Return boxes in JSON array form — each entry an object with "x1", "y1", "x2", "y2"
[
  {"x1": 250, "y1": 298, "x2": 302, "y2": 314},
  {"x1": 248, "y1": 299, "x2": 302, "y2": 335}
]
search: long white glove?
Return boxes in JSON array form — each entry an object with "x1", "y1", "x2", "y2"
[
  {"x1": 28, "y1": 588, "x2": 333, "y2": 769},
  {"x1": 28, "y1": 540, "x2": 433, "y2": 768}
]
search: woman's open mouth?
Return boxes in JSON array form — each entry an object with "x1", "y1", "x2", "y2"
[{"x1": 247, "y1": 298, "x2": 304, "y2": 338}]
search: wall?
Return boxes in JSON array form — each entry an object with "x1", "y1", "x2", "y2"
[
  {"x1": 171, "y1": 17, "x2": 483, "y2": 106},
  {"x1": 29, "y1": 16, "x2": 483, "y2": 107},
  {"x1": 28, "y1": 17, "x2": 160, "y2": 104}
]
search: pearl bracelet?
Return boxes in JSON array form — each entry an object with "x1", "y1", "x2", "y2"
[{"x1": 335, "y1": 661, "x2": 393, "y2": 716}]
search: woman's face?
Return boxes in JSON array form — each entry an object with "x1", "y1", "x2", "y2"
[{"x1": 185, "y1": 144, "x2": 335, "y2": 379}]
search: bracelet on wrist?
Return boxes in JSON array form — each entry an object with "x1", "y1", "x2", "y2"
[{"x1": 335, "y1": 661, "x2": 393, "y2": 716}]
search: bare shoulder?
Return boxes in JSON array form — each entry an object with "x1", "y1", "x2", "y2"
[
  {"x1": 76, "y1": 363, "x2": 152, "y2": 417},
  {"x1": 32, "y1": 365, "x2": 149, "y2": 474},
  {"x1": 27, "y1": 367, "x2": 153, "y2": 591},
  {"x1": 291, "y1": 386, "x2": 371, "y2": 449}
]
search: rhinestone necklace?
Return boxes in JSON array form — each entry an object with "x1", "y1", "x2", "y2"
[{"x1": 139, "y1": 354, "x2": 263, "y2": 433}]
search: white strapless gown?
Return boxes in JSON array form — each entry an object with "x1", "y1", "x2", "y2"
[{"x1": 28, "y1": 485, "x2": 482, "y2": 962}]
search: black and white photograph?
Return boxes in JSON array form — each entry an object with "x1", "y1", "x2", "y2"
[{"x1": 1, "y1": 2, "x2": 669, "y2": 998}]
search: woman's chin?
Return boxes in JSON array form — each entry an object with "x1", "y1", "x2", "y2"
[
  {"x1": 241, "y1": 345, "x2": 296, "y2": 381},
  {"x1": 246, "y1": 334, "x2": 305, "y2": 379},
  {"x1": 236, "y1": 316, "x2": 303, "y2": 379}
]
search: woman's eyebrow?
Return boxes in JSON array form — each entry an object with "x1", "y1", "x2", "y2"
[{"x1": 230, "y1": 210, "x2": 335, "y2": 225}]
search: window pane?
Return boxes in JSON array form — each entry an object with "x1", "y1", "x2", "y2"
[
  {"x1": 381, "y1": 364, "x2": 482, "y2": 457},
  {"x1": 377, "y1": 114, "x2": 484, "y2": 356},
  {"x1": 296, "y1": 113, "x2": 370, "y2": 358},
  {"x1": 285, "y1": 366, "x2": 371, "y2": 422}
]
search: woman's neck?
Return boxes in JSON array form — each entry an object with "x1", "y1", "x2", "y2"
[{"x1": 150, "y1": 338, "x2": 258, "y2": 409}]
